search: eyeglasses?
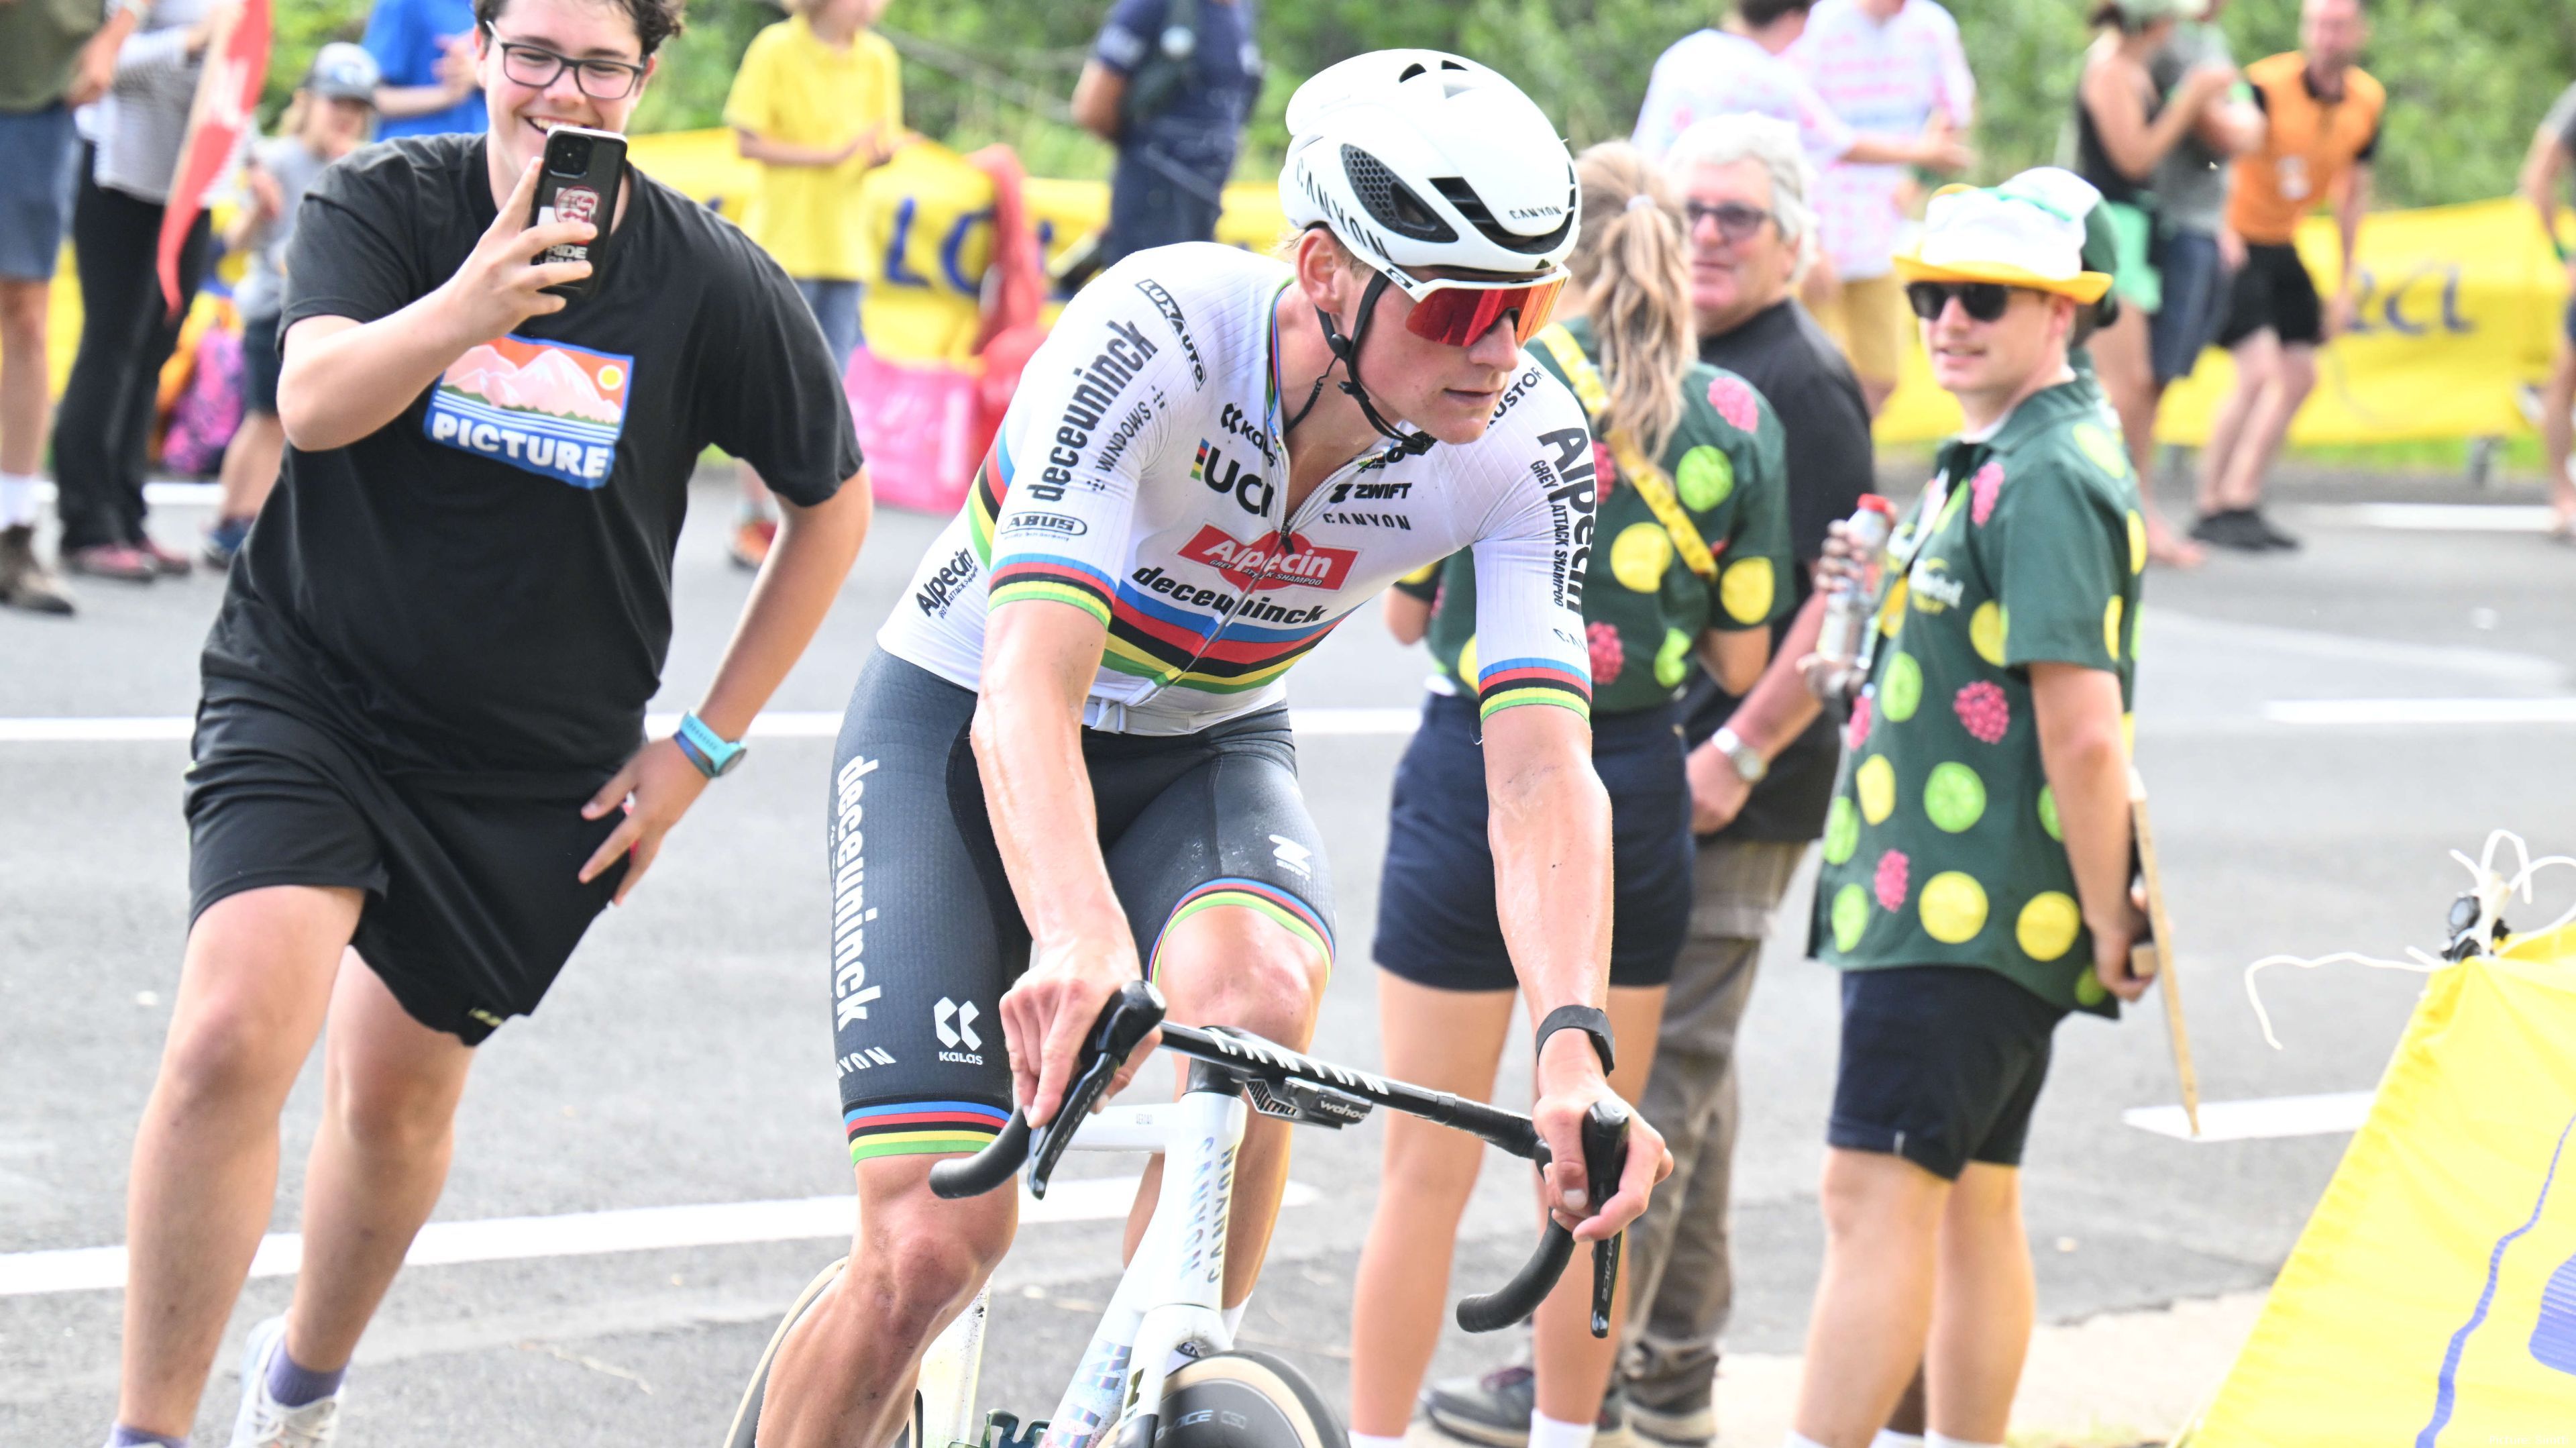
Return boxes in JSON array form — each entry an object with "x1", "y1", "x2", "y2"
[
  {"x1": 1378, "y1": 265, "x2": 1570, "y2": 348},
  {"x1": 1683, "y1": 200, "x2": 1774, "y2": 244},
  {"x1": 483, "y1": 26, "x2": 647, "y2": 101},
  {"x1": 1904, "y1": 280, "x2": 2017, "y2": 323}
]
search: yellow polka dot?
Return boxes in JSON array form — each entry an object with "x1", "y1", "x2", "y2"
[
  {"x1": 1878, "y1": 577, "x2": 1910, "y2": 638},
  {"x1": 2017, "y1": 892, "x2": 2082, "y2": 962},
  {"x1": 2103, "y1": 597, "x2": 2125, "y2": 659},
  {"x1": 1919, "y1": 872, "x2": 1990, "y2": 945},
  {"x1": 2125, "y1": 511, "x2": 2147, "y2": 575},
  {"x1": 1720, "y1": 556, "x2": 1775, "y2": 624},
  {"x1": 1970, "y1": 601, "x2": 2007, "y2": 667},
  {"x1": 1856, "y1": 755, "x2": 1896, "y2": 825},
  {"x1": 2075, "y1": 970, "x2": 2110, "y2": 1007},
  {"x1": 1458, "y1": 635, "x2": 1480, "y2": 687},
  {"x1": 2072, "y1": 421, "x2": 2130, "y2": 479},
  {"x1": 1611, "y1": 523, "x2": 1672, "y2": 593}
]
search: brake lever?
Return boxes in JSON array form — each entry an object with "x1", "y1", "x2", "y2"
[
  {"x1": 1024, "y1": 980, "x2": 1167, "y2": 1198},
  {"x1": 1580, "y1": 1101, "x2": 1631, "y2": 1339}
]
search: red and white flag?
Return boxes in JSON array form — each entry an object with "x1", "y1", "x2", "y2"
[{"x1": 160, "y1": 0, "x2": 272, "y2": 317}]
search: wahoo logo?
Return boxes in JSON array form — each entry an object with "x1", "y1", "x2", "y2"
[
  {"x1": 425, "y1": 334, "x2": 630, "y2": 488},
  {"x1": 1178, "y1": 525, "x2": 1358, "y2": 593},
  {"x1": 934, "y1": 996, "x2": 981, "y2": 1051}
]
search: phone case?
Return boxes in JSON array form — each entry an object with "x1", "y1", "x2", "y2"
[{"x1": 530, "y1": 125, "x2": 627, "y2": 301}]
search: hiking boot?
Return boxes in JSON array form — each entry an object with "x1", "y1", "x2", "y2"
[
  {"x1": 1423, "y1": 1365, "x2": 1629, "y2": 1448},
  {"x1": 228, "y1": 1316, "x2": 343, "y2": 1447},
  {"x1": 730, "y1": 516, "x2": 778, "y2": 571},
  {"x1": 62, "y1": 541, "x2": 156, "y2": 582},
  {"x1": 203, "y1": 516, "x2": 253, "y2": 568},
  {"x1": 0, "y1": 525, "x2": 74, "y2": 614}
]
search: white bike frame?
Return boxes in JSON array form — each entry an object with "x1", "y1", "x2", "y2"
[{"x1": 914, "y1": 1087, "x2": 1250, "y2": 1448}]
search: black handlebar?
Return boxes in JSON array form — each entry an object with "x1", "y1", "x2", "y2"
[{"x1": 925, "y1": 982, "x2": 1627, "y2": 1335}]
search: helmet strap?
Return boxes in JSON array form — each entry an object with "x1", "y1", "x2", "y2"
[{"x1": 1283, "y1": 270, "x2": 1436, "y2": 460}]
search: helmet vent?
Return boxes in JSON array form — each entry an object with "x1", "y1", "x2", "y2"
[
  {"x1": 1430, "y1": 176, "x2": 1574, "y2": 256},
  {"x1": 1341, "y1": 144, "x2": 1459, "y2": 244}
]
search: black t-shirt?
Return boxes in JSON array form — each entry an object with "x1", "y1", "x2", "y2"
[
  {"x1": 1682, "y1": 298, "x2": 1876, "y2": 843},
  {"x1": 203, "y1": 135, "x2": 861, "y2": 778}
]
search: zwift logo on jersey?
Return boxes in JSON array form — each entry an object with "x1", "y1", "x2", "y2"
[
  {"x1": 1036, "y1": 318, "x2": 1159, "y2": 502},
  {"x1": 1179, "y1": 525, "x2": 1357, "y2": 592},
  {"x1": 426, "y1": 334, "x2": 630, "y2": 488}
]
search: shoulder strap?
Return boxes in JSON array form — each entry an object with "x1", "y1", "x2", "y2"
[{"x1": 1531, "y1": 324, "x2": 1717, "y2": 583}]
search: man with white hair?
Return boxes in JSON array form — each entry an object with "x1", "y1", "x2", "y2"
[
  {"x1": 1781, "y1": 170, "x2": 2151, "y2": 1448},
  {"x1": 1425, "y1": 113, "x2": 1876, "y2": 1448}
]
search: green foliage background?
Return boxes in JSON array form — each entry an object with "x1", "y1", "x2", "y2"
[{"x1": 268, "y1": 0, "x2": 2576, "y2": 209}]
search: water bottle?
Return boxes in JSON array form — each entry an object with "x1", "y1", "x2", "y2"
[{"x1": 1814, "y1": 495, "x2": 1896, "y2": 700}]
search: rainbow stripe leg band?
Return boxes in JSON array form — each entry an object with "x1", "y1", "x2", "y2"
[
  {"x1": 845, "y1": 1100, "x2": 1013, "y2": 1163},
  {"x1": 1146, "y1": 878, "x2": 1336, "y2": 986}
]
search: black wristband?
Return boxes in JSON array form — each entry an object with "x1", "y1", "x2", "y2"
[{"x1": 1535, "y1": 1004, "x2": 1615, "y2": 1075}]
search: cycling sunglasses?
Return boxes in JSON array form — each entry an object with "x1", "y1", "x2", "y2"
[
  {"x1": 1377, "y1": 266, "x2": 1571, "y2": 348},
  {"x1": 1905, "y1": 280, "x2": 2017, "y2": 323}
]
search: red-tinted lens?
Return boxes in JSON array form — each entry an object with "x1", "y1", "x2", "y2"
[{"x1": 1402, "y1": 275, "x2": 1568, "y2": 348}]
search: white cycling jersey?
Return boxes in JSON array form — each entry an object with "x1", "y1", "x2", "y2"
[{"x1": 879, "y1": 244, "x2": 1599, "y2": 736}]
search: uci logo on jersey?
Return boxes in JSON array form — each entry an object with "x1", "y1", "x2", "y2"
[
  {"x1": 1193, "y1": 440, "x2": 1273, "y2": 515},
  {"x1": 425, "y1": 335, "x2": 631, "y2": 488}
]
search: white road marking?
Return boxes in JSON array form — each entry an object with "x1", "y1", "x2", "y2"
[
  {"x1": 28, "y1": 480, "x2": 221, "y2": 507},
  {"x1": 0, "y1": 1178, "x2": 1321, "y2": 1298},
  {"x1": 2261, "y1": 696, "x2": 2576, "y2": 725},
  {"x1": 2123, "y1": 1090, "x2": 2375, "y2": 1141},
  {"x1": 2328, "y1": 503, "x2": 2559, "y2": 533},
  {"x1": 0, "y1": 709, "x2": 1424, "y2": 745}
]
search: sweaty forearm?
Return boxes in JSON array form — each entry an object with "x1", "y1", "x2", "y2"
[
  {"x1": 1487, "y1": 745, "x2": 1613, "y2": 1022},
  {"x1": 971, "y1": 671, "x2": 1132, "y2": 951},
  {"x1": 694, "y1": 482, "x2": 871, "y2": 739}
]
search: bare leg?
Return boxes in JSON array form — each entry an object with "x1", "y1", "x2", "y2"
[
  {"x1": 213, "y1": 411, "x2": 286, "y2": 525},
  {"x1": 1788, "y1": 1149, "x2": 1949, "y2": 1448},
  {"x1": 1347, "y1": 976, "x2": 1516, "y2": 1437},
  {"x1": 2196, "y1": 331, "x2": 2276, "y2": 517},
  {"x1": 1923, "y1": 1164, "x2": 2033, "y2": 1443},
  {"x1": 2215, "y1": 343, "x2": 2315, "y2": 513},
  {"x1": 2542, "y1": 341, "x2": 2576, "y2": 531},
  {"x1": 1121, "y1": 905, "x2": 1331, "y2": 1306},
  {"x1": 759, "y1": 1155, "x2": 1020, "y2": 1448},
  {"x1": 1529, "y1": 984, "x2": 1664, "y2": 1424},
  {"x1": 279, "y1": 953, "x2": 478, "y2": 1371},
  {"x1": 2094, "y1": 307, "x2": 2201, "y2": 567},
  {"x1": 1888, "y1": 1368, "x2": 1928, "y2": 1435},
  {"x1": 115, "y1": 886, "x2": 360, "y2": 1437},
  {"x1": 0, "y1": 277, "x2": 48, "y2": 478}
]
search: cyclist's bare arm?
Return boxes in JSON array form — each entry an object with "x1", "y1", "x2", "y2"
[
  {"x1": 278, "y1": 160, "x2": 595, "y2": 452},
  {"x1": 1480, "y1": 703, "x2": 1671, "y2": 1239},
  {"x1": 975, "y1": 599, "x2": 1155, "y2": 1127}
]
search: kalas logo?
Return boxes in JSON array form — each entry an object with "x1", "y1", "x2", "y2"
[{"x1": 1179, "y1": 525, "x2": 1357, "y2": 593}]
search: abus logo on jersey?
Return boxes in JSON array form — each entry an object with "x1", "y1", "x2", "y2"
[
  {"x1": 934, "y1": 996, "x2": 983, "y2": 1064},
  {"x1": 1193, "y1": 440, "x2": 1273, "y2": 515},
  {"x1": 1179, "y1": 525, "x2": 1358, "y2": 593}
]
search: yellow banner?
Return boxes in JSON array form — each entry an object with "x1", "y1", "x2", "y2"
[{"x1": 1876, "y1": 197, "x2": 2568, "y2": 444}]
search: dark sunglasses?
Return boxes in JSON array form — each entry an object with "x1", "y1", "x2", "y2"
[
  {"x1": 1905, "y1": 280, "x2": 2017, "y2": 323},
  {"x1": 1683, "y1": 200, "x2": 1773, "y2": 243},
  {"x1": 482, "y1": 25, "x2": 647, "y2": 100}
]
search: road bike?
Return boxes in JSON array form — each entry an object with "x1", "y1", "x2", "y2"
[{"x1": 725, "y1": 981, "x2": 1629, "y2": 1448}]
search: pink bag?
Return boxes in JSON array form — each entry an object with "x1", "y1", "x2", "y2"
[
  {"x1": 160, "y1": 324, "x2": 246, "y2": 476},
  {"x1": 843, "y1": 348, "x2": 981, "y2": 515}
]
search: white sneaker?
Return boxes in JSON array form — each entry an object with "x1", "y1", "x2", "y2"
[{"x1": 229, "y1": 1316, "x2": 343, "y2": 1448}]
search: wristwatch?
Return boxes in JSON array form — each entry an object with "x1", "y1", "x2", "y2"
[
  {"x1": 673, "y1": 711, "x2": 747, "y2": 779},
  {"x1": 1710, "y1": 726, "x2": 1768, "y2": 785}
]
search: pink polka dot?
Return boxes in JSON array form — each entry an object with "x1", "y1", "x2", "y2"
[
  {"x1": 1587, "y1": 621, "x2": 1625, "y2": 684},
  {"x1": 1706, "y1": 376, "x2": 1760, "y2": 433},
  {"x1": 1874, "y1": 849, "x2": 1910, "y2": 912},
  {"x1": 1970, "y1": 461, "x2": 2004, "y2": 525}
]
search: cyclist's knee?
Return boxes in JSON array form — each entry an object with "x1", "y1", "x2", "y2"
[
  {"x1": 844, "y1": 1157, "x2": 1014, "y2": 1339},
  {"x1": 1155, "y1": 907, "x2": 1328, "y2": 1045}
]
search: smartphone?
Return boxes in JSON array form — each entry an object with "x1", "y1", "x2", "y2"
[{"x1": 529, "y1": 124, "x2": 626, "y2": 301}]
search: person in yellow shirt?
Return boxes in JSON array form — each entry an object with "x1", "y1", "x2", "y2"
[{"x1": 723, "y1": 0, "x2": 902, "y2": 567}]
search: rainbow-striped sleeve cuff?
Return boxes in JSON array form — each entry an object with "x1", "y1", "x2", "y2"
[
  {"x1": 1474, "y1": 658, "x2": 1592, "y2": 721},
  {"x1": 989, "y1": 554, "x2": 1115, "y2": 628},
  {"x1": 844, "y1": 1100, "x2": 1013, "y2": 1163}
]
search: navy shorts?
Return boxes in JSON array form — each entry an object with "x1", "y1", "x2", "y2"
[
  {"x1": 1374, "y1": 694, "x2": 1691, "y2": 992},
  {"x1": 1828, "y1": 964, "x2": 2069, "y2": 1180},
  {"x1": 239, "y1": 311, "x2": 281, "y2": 415}
]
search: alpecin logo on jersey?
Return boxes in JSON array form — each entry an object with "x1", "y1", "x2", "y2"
[
  {"x1": 1179, "y1": 525, "x2": 1357, "y2": 593},
  {"x1": 425, "y1": 334, "x2": 631, "y2": 488}
]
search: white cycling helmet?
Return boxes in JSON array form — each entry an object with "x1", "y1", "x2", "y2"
[{"x1": 1281, "y1": 51, "x2": 1578, "y2": 280}]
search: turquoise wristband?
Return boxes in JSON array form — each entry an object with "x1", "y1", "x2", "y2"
[{"x1": 675, "y1": 711, "x2": 746, "y2": 779}]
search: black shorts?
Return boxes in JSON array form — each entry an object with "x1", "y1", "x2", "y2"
[
  {"x1": 1373, "y1": 693, "x2": 1690, "y2": 992},
  {"x1": 186, "y1": 689, "x2": 627, "y2": 1045},
  {"x1": 2216, "y1": 242, "x2": 2324, "y2": 349},
  {"x1": 828, "y1": 651, "x2": 1334, "y2": 1164},
  {"x1": 239, "y1": 310, "x2": 280, "y2": 416},
  {"x1": 1827, "y1": 964, "x2": 2068, "y2": 1180}
]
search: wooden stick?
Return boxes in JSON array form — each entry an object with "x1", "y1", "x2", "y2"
[{"x1": 2129, "y1": 768, "x2": 2201, "y2": 1137}]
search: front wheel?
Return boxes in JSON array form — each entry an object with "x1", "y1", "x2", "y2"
[{"x1": 1152, "y1": 1351, "x2": 1348, "y2": 1448}]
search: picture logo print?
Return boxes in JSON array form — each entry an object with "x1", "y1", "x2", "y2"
[{"x1": 425, "y1": 333, "x2": 631, "y2": 488}]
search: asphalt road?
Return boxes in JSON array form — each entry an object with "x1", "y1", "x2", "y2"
[{"x1": 6, "y1": 466, "x2": 2576, "y2": 1445}]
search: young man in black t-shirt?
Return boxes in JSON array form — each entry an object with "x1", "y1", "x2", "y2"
[{"x1": 103, "y1": 1, "x2": 869, "y2": 1443}]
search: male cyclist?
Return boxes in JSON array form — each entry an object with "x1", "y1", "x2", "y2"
[{"x1": 755, "y1": 52, "x2": 1672, "y2": 1448}]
